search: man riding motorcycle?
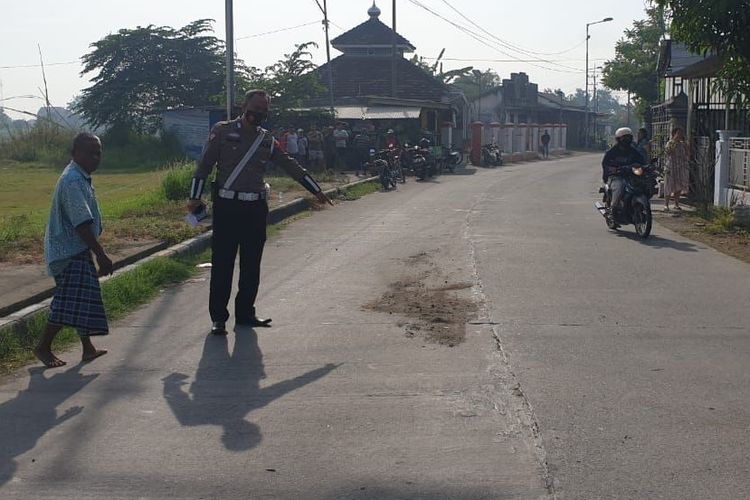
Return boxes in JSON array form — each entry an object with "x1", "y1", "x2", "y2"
[{"x1": 601, "y1": 127, "x2": 646, "y2": 224}]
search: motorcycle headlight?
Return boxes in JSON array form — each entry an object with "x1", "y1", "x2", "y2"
[{"x1": 633, "y1": 167, "x2": 643, "y2": 176}]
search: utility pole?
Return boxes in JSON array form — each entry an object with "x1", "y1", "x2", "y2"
[
  {"x1": 225, "y1": 0, "x2": 235, "y2": 120},
  {"x1": 322, "y1": 0, "x2": 335, "y2": 115},
  {"x1": 391, "y1": 0, "x2": 397, "y2": 98},
  {"x1": 626, "y1": 91, "x2": 631, "y2": 128},
  {"x1": 592, "y1": 66, "x2": 602, "y2": 146},
  {"x1": 585, "y1": 17, "x2": 613, "y2": 148},
  {"x1": 592, "y1": 69, "x2": 597, "y2": 146}
]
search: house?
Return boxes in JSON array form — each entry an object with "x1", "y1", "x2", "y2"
[
  {"x1": 653, "y1": 40, "x2": 749, "y2": 147},
  {"x1": 468, "y1": 72, "x2": 606, "y2": 156},
  {"x1": 653, "y1": 40, "x2": 750, "y2": 206},
  {"x1": 309, "y1": 2, "x2": 462, "y2": 147}
]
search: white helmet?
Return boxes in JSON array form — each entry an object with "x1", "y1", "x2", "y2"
[{"x1": 615, "y1": 127, "x2": 633, "y2": 139}]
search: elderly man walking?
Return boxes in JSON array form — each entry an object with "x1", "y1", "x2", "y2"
[{"x1": 35, "y1": 133, "x2": 112, "y2": 368}]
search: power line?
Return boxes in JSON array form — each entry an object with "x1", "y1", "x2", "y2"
[
  {"x1": 0, "y1": 60, "x2": 79, "y2": 70},
  {"x1": 433, "y1": 0, "x2": 581, "y2": 71},
  {"x1": 438, "y1": 0, "x2": 585, "y2": 58},
  {"x1": 424, "y1": 57, "x2": 586, "y2": 64},
  {"x1": 236, "y1": 21, "x2": 320, "y2": 40},
  {"x1": 0, "y1": 95, "x2": 43, "y2": 102},
  {"x1": 404, "y1": 0, "x2": 579, "y2": 74}
]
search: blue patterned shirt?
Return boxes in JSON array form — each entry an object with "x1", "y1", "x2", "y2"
[{"x1": 44, "y1": 162, "x2": 102, "y2": 276}]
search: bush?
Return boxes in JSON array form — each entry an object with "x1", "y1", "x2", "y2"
[
  {"x1": 161, "y1": 161, "x2": 196, "y2": 201},
  {"x1": 0, "y1": 124, "x2": 73, "y2": 164},
  {"x1": 703, "y1": 206, "x2": 736, "y2": 234},
  {"x1": 101, "y1": 131, "x2": 183, "y2": 171},
  {"x1": 0, "y1": 124, "x2": 184, "y2": 171}
]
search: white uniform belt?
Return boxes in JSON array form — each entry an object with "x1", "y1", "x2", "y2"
[{"x1": 218, "y1": 188, "x2": 267, "y2": 201}]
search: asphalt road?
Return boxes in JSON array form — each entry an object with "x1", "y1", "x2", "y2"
[{"x1": 1, "y1": 154, "x2": 749, "y2": 499}]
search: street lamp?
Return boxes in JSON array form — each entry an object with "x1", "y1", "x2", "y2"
[{"x1": 585, "y1": 17, "x2": 613, "y2": 148}]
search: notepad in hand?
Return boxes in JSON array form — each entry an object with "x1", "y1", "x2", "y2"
[{"x1": 185, "y1": 204, "x2": 209, "y2": 227}]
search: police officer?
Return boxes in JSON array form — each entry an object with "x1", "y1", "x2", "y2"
[{"x1": 187, "y1": 90, "x2": 333, "y2": 335}]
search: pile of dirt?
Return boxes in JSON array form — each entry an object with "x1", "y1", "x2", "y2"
[{"x1": 365, "y1": 252, "x2": 477, "y2": 346}]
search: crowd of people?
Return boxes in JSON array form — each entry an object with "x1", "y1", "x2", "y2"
[{"x1": 269, "y1": 122, "x2": 402, "y2": 176}]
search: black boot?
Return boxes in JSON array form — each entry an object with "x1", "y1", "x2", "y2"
[
  {"x1": 211, "y1": 321, "x2": 228, "y2": 335},
  {"x1": 237, "y1": 316, "x2": 272, "y2": 327}
]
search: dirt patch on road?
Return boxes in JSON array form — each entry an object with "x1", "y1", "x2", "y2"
[{"x1": 365, "y1": 252, "x2": 477, "y2": 346}]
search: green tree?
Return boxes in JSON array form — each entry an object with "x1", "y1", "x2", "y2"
[
  {"x1": 565, "y1": 88, "x2": 623, "y2": 117},
  {"x1": 410, "y1": 54, "x2": 473, "y2": 85},
  {"x1": 654, "y1": 0, "x2": 750, "y2": 101},
  {"x1": 256, "y1": 42, "x2": 324, "y2": 110},
  {"x1": 75, "y1": 20, "x2": 225, "y2": 134},
  {"x1": 601, "y1": 6, "x2": 666, "y2": 121},
  {"x1": 452, "y1": 69, "x2": 501, "y2": 101}
]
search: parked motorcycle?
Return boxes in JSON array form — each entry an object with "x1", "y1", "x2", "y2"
[
  {"x1": 443, "y1": 145, "x2": 464, "y2": 173},
  {"x1": 386, "y1": 145, "x2": 406, "y2": 183},
  {"x1": 594, "y1": 159, "x2": 660, "y2": 239},
  {"x1": 400, "y1": 144, "x2": 430, "y2": 180},
  {"x1": 481, "y1": 144, "x2": 503, "y2": 167},
  {"x1": 418, "y1": 138, "x2": 440, "y2": 178}
]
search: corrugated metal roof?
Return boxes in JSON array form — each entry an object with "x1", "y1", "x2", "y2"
[{"x1": 335, "y1": 106, "x2": 421, "y2": 120}]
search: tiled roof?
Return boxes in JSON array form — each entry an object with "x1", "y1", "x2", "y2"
[
  {"x1": 316, "y1": 55, "x2": 446, "y2": 102},
  {"x1": 331, "y1": 18, "x2": 415, "y2": 51}
]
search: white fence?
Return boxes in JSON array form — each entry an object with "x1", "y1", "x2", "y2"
[
  {"x1": 729, "y1": 138, "x2": 750, "y2": 190},
  {"x1": 715, "y1": 133, "x2": 750, "y2": 206}
]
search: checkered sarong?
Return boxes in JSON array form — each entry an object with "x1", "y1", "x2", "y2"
[{"x1": 48, "y1": 251, "x2": 109, "y2": 336}]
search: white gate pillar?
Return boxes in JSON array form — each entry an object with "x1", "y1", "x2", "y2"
[{"x1": 715, "y1": 130, "x2": 741, "y2": 206}]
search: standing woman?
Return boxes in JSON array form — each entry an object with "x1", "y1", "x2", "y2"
[{"x1": 663, "y1": 127, "x2": 690, "y2": 211}]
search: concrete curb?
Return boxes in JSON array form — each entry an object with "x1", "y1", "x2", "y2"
[{"x1": 0, "y1": 176, "x2": 379, "y2": 333}]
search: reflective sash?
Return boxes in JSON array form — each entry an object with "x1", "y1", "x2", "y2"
[{"x1": 223, "y1": 131, "x2": 266, "y2": 190}]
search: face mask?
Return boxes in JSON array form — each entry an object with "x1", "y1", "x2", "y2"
[
  {"x1": 245, "y1": 110, "x2": 268, "y2": 124},
  {"x1": 620, "y1": 136, "x2": 633, "y2": 146}
]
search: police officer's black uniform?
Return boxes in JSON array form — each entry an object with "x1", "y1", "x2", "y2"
[{"x1": 190, "y1": 117, "x2": 324, "y2": 333}]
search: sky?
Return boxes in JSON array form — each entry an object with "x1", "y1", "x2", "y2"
[{"x1": 0, "y1": 0, "x2": 650, "y2": 120}]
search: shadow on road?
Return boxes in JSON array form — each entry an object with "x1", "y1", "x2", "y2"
[
  {"x1": 162, "y1": 326, "x2": 337, "y2": 451},
  {"x1": 0, "y1": 365, "x2": 98, "y2": 485},
  {"x1": 615, "y1": 232, "x2": 700, "y2": 252},
  {"x1": 450, "y1": 167, "x2": 478, "y2": 176}
]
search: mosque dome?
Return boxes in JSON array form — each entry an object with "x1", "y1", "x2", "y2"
[{"x1": 368, "y1": 1, "x2": 381, "y2": 19}]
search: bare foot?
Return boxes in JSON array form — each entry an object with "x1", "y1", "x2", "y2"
[
  {"x1": 81, "y1": 349, "x2": 108, "y2": 363},
  {"x1": 34, "y1": 348, "x2": 67, "y2": 368}
]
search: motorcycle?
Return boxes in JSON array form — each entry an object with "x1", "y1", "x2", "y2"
[
  {"x1": 417, "y1": 139, "x2": 439, "y2": 178},
  {"x1": 371, "y1": 149, "x2": 400, "y2": 191},
  {"x1": 443, "y1": 145, "x2": 464, "y2": 173},
  {"x1": 481, "y1": 144, "x2": 503, "y2": 167},
  {"x1": 400, "y1": 144, "x2": 430, "y2": 181},
  {"x1": 386, "y1": 145, "x2": 406, "y2": 183},
  {"x1": 594, "y1": 159, "x2": 660, "y2": 239}
]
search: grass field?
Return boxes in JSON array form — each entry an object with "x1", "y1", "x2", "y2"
[
  {"x1": 0, "y1": 159, "x2": 196, "y2": 262},
  {"x1": 0, "y1": 158, "x2": 351, "y2": 263}
]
